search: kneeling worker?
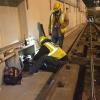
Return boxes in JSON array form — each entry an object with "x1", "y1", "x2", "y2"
[{"x1": 32, "y1": 36, "x2": 67, "y2": 73}]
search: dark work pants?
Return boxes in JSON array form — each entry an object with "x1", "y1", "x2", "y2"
[
  {"x1": 52, "y1": 31, "x2": 64, "y2": 48},
  {"x1": 31, "y1": 55, "x2": 67, "y2": 73},
  {"x1": 59, "y1": 35, "x2": 64, "y2": 48},
  {"x1": 52, "y1": 32, "x2": 59, "y2": 44}
]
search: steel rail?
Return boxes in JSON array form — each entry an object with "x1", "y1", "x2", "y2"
[{"x1": 90, "y1": 24, "x2": 97, "y2": 100}]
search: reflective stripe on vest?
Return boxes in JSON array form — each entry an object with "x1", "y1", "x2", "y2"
[{"x1": 43, "y1": 42, "x2": 66, "y2": 59}]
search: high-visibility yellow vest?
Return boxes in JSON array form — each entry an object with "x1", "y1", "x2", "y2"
[
  {"x1": 49, "y1": 12, "x2": 67, "y2": 34},
  {"x1": 43, "y1": 42, "x2": 66, "y2": 59}
]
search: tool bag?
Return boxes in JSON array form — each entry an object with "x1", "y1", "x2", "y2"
[{"x1": 3, "y1": 67, "x2": 22, "y2": 85}]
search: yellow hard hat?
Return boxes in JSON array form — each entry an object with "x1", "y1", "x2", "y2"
[
  {"x1": 39, "y1": 36, "x2": 48, "y2": 44},
  {"x1": 53, "y1": 2, "x2": 62, "y2": 11}
]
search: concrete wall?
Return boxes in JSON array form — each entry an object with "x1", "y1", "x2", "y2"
[
  {"x1": 0, "y1": 0, "x2": 87, "y2": 48},
  {"x1": 25, "y1": 0, "x2": 41, "y2": 39},
  {"x1": 0, "y1": 6, "x2": 20, "y2": 48},
  {"x1": 25, "y1": 0, "x2": 50, "y2": 38},
  {"x1": 24, "y1": 0, "x2": 86, "y2": 38},
  {"x1": 0, "y1": 33, "x2": 2, "y2": 47},
  {"x1": 18, "y1": 1, "x2": 28, "y2": 41}
]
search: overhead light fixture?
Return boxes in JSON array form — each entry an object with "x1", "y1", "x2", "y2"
[
  {"x1": 97, "y1": 0, "x2": 100, "y2": 3},
  {"x1": 93, "y1": 0, "x2": 100, "y2": 6}
]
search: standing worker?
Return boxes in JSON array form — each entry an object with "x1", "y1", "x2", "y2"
[
  {"x1": 49, "y1": 2, "x2": 68, "y2": 48},
  {"x1": 31, "y1": 36, "x2": 67, "y2": 73}
]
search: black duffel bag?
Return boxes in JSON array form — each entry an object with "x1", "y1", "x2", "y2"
[{"x1": 3, "y1": 67, "x2": 22, "y2": 85}]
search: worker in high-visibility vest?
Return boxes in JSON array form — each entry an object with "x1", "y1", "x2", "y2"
[
  {"x1": 32, "y1": 36, "x2": 67, "y2": 73},
  {"x1": 49, "y1": 2, "x2": 68, "y2": 48}
]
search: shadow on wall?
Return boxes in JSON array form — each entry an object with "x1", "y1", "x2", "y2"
[{"x1": 37, "y1": 22, "x2": 46, "y2": 37}]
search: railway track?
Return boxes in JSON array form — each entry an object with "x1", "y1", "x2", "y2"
[
  {"x1": 36, "y1": 24, "x2": 87, "y2": 100},
  {"x1": 36, "y1": 22, "x2": 100, "y2": 100},
  {"x1": 70, "y1": 23, "x2": 100, "y2": 100}
]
